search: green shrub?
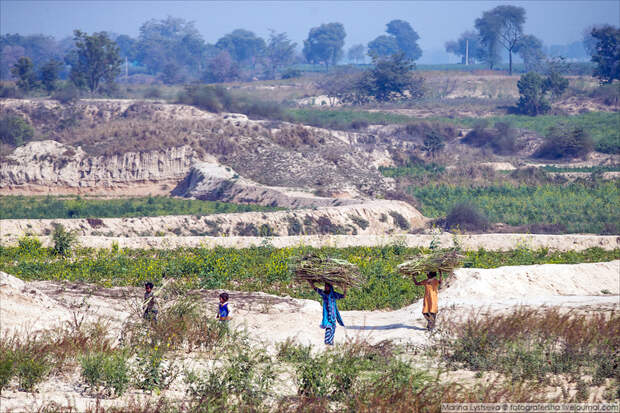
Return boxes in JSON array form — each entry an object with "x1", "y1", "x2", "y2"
[
  {"x1": 517, "y1": 72, "x2": 551, "y2": 116},
  {"x1": 0, "y1": 83, "x2": 23, "y2": 98},
  {"x1": 591, "y1": 83, "x2": 620, "y2": 106},
  {"x1": 80, "y1": 352, "x2": 129, "y2": 396},
  {"x1": 0, "y1": 352, "x2": 15, "y2": 394},
  {"x1": 51, "y1": 223, "x2": 77, "y2": 256},
  {"x1": 16, "y1": 356, "x2": 49, "y2": 392},
  {"x1": 281, "y1": 68, "x2": 302, "y2": 79},
  {"x1": 535, "y1": 125, "x2": 594, "y2": 159},
  {"x1": 17, "y1": 235, "x2": 42, "y2": 253},
  {"x1": 133, "y1": 348, "x2": 178, "y2": 392},
  {"x1": 276, "y1": 339, "x2": 312, "y2": 364},
  {"x1": 389, "y1": 211, "x2": 410, "y2": 230},
  {"x1": 443, "y1": 203, "x2": 489, "y2": 232},
  {"x1": 143, "y1": 86, "x2": 162, "y2": 99},
  {"x1": 0, "y1": 114, "x2": 34, "y2": 147},
  {"x1": 52, "y1": 84, "x2": 81, "y2": 104}
]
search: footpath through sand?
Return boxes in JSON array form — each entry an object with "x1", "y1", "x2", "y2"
[{"x1": 2, "y1": 260, "x2": 618, "y2": 347}]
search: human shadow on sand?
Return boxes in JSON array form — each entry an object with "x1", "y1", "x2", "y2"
[{"x1": 345, "y1": 323, "x2": 426, "y2": 331}]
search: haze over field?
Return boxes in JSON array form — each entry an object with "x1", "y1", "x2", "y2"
[{"x1": 2, "y1": 0, "x2": 619, "y2": 63}]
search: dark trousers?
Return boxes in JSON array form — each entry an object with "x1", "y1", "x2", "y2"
[{"x1": 423, "y1": 312, "x2": 436, "y2": 330}]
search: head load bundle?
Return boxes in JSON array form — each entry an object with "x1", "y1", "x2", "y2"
[
  {"x1": 397, "y1": 249, "x2": 465, "y2": 278},
  {"x1": 292, "y1": 254, "x2": 363, "y2": 288}
]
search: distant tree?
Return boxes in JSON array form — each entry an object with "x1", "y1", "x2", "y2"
[
  {"x1": 316, "y1": 71, "x2": 362, "y2": 105},
  {"x1": 263, "y1": 30, "x2": 296, "y2": 79},
  {"x1": 422, "y1": 130, "x2": 445, "y2": 158},
  {"x1": 347, "y1": 44, "x2": 365, "y2": 63},
  {"x1": 216, "y1": 29, "x2": 266, "y2": 69},
  {"x1": 515, "y1": 34, "x2": 546, "y2": 72},
  {"x1": 356, "y1": 53, "x2": 424, "y2": 102},
  {"x1": 10, "y1": 57, "x2": 37, "y2": 91},
  {"x1": 303, "y1": 23, "x2": 346, "y2": 71},
  {"x1": 386, "y1": 20, "x2": 422, "y2": 61},
  {"x1": 1, "y1": 45, "x2": 26, "y2": 79},
  {"x1": 160, "y1": 62, "x2": 185, "y2": 84},
  {"x1": 203, "y1": 50, "x2": 240, "y2": 83},
  {"x1": 445, "y1": 31, "x2": 486, "y2": 64},
  {"x1": 68, "y1": 30, "x2": 122, "y2": 93},
  {"x1": 590, "y1": 25, "x2": 620, "y2": 84},
  {"x1": 114, "y1": 34, "x2": 137, "y2": 61},
  {"x1": 1, "y1": 34, "x2": 62, "y2": 70},
  {"x1": 136, "y1": 17, "x2": 207, "y2": 76},
  {"x1": 517, "y1": 72, "x2": 550, "y2": 115},
  {"x1": 367, "y1": 35, "x2": 399, "y2": 58},
  {"x1": 582, "y1": 25, "x2": 600, "y2": 57},
  {"x1": 38, "y1": 59, "x2": 63, "y2": 92},
  {"x1": 475, "y1": 5, "x2": 526, "y2": 74},
  {"x1": 0, "y1": 114, "x2": 34, "y2": 146}
]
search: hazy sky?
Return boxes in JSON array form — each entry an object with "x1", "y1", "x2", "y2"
[{"x1": 2, "y1": 0, "x2": 618, "y2": 56}]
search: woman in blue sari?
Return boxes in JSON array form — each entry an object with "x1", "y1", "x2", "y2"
[{"x1": 308, "y1": 280, "x2": 346, "y2": 345}]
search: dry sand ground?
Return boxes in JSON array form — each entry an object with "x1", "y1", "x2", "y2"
[
  {"x1": 0, "y1": 260, "x2": 618, "y2": 410},
  {"x1": 2, "y1": 233, "x2": 618, "y2": 252}
]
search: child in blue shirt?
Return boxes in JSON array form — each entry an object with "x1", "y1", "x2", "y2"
[
  {"x1": 308, "y1": 281, "x2": 346, "y2": 345},
  {"x1": 217, "y1": 292, "x2": 230, "y2": 321}
]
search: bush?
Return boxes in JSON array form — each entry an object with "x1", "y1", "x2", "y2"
[
  {"x1": 0, "y1": 352, "x2": 15, "y2": 394},
  {"x1": 0, "y1": 83, "x2": 23, "y2": 98},
  {"x1": 52, "y1": 84, "x2": 81, "y2": 104},
  {"x1": 177, "y1": 84, "x2": 229, "y2": 113},
  {"x1": 133, "y1": 348, "x2": 177, "y2": 392},
  {"x1": 0, "y1": 114, "x2": 35, "y2": 147},
  {"x1": 16, "y1": 356, "x2": 49, "y2": 392},
  {"x1": 534, "y1": 125, "x2": 594, "y2": 159},
  {"x1": 80, "y1": 352, "x2": 129, "y2": 396},
  {"x1": 517, "y1": 72, "x2": 551, "y2": 116},
  {"x1": 281, "y1": 68, "x2": 302, "y2": 79},
  {"x1": 52, "y1": 223, "x2": 77, "y2": 256},
  {"x1": 143, "y1": 86, "x2": 163, "y2": 99},
  {"x1": 462, "y1": 121, "x2": 518, "y2": 155},
  {"x1": 443, "y1": 203, "x2": 489, "y2": 231},
  {"x1": 389, "y1": 211, "x2": 410, "y2": 230},
  {"x1": 17, "y1": 235, "x2": 42, "y2": 254},
  {"x1": 591, "y1": 83, "x2": 620, "y2": 106}
]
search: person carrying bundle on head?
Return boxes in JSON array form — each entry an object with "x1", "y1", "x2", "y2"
[
  {"x1": 307, "y1": 280, "x2": 346, "y2": 346},
  {"x1": 413, "y1": 271, "x2": 441, "y2": 331}
]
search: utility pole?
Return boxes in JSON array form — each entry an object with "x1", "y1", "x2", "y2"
[{"x1": 465, "y1": 39, "x2": 469, "y2": 65}]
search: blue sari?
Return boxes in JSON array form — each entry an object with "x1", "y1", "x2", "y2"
[{"x1": 314, "y1": 286, "x2": 345, "y2": 328}]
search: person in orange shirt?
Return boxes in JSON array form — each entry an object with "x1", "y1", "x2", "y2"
[{"x1": 413, "y1": 271, "x2": 441, "y2": 331}]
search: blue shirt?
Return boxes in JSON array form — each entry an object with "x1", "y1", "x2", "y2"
[
  {"x1": 314, "y1": 287, "x2": 345, "y2": 328},
  {"x1": 218, "y1": 303, "x2": 229, "y2": 319}
]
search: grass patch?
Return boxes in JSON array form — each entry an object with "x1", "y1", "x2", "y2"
[
  {"x1": 410, "y1": 181, "x2": 620, "y2": 234},
  {"x1": 0, "y1": 195, "x2": 279, "y2": 219},
  {"x1": 1, "y1": 244, "x2": 617, "y2": 311},
  {"x1": 540, "y1": 165, "x2": 620, "y2": 173}
]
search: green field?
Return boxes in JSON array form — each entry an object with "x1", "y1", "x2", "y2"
[
  {"x1": 286, "y1": 108, "x2": 620, "y2": 154},
  {"x1": 3, "y1": 242, "x2": 617, "y2": 311},
  {"x1": 0, "y1": 196, "x2": 279, "y2": 219},
  {"x1": 409, "y1": 181, "x2": 620, "y2": 234}
]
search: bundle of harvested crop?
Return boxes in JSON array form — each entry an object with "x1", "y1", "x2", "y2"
[
  {"x1": 292, "y1": 254, "x2": 363, "y2": 288},
  {"x1": 397, "y1": 249, "x2": 464, "y2": 277}
]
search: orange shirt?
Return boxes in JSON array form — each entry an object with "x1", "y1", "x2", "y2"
[{"x1": 422, "y1": 278, "x2": 440, "y2": 313}]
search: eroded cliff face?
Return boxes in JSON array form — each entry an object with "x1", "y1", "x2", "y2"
[
  {"x1": 0, "y1": 140, "x2": 198, "y2": 193},
  {"x1": 0, "y1": 200, "x2": 427, "y2": 239}
]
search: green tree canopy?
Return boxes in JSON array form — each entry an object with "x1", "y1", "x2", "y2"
[
  {"x1": 216, "y1": 29, "x2": 266, "y2": 68},
  {"x1": 10, "y1": 56, "x2": 37, "y2": 91},
  {"x1": 303, "y1": 23, "x2": 346, "y2": 71},
  {"x1": 386, "y1": 20, "x2": 422, "y2": 61},
  {"x1": 590, "y1": 25, "x2": 620, "y2": 84},
  {"x1": 445, "y1": 31, "x2": 486, "y2": 64},
  {"x1": 357, "y1": 53, "x2": 424, "y2": 102},
  {"x1": 263, "y1": 31, "x2": 296, "y2": 79},
  {"x1": 68, "y1": 30, "x2": 122, "y2": 93},
  {"x1": 347, "y1": 44, "x2": 365, "y2": 63},
  {"x1": 476, "y1": 5, "x2": 526, "y2": 74},
  {"x1": 367, "y1": 35, "x2": 399, "y2": 58},
  {"x1": 39, "y1": 59, "x2": 63, "y2": 92},
  {"x1": 136, "y1": 17, "x2": 207, "y2": 76},
  {"x1": 515, "y1": 34, "x2": 546, "y2": 73}
]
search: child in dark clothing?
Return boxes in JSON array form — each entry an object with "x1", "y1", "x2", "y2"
[
  {"x1": 143, "y1": 281, "x2": 158, "y2": 322},
  {"x1": 217, "y1": 292, "x2": 230, "y2": 321}
]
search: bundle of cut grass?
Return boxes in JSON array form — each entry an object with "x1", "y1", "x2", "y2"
[
  {"x1": 397, "y1": 249, "x2": 465, "y2": 277},
  {"x1": 292, "y1": 254, "x2": 363, "y2": 288}
]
